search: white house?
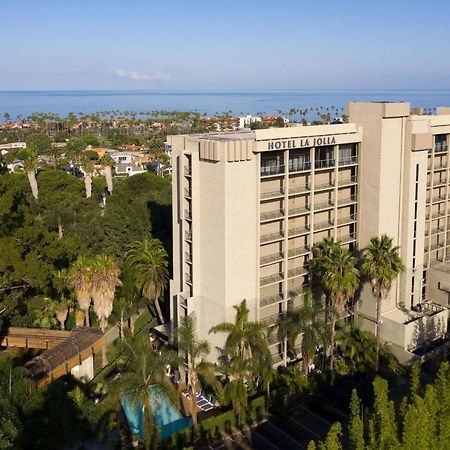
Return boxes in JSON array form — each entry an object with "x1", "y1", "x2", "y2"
[{"x1": 238, "y1": 115, "x2": 262, "y2": 129}]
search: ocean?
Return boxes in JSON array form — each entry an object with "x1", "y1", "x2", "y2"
[{"x1": 1, "y1": 90, "x2": 450, "y2": 122}]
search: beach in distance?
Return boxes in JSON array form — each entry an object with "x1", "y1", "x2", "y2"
[{"x1": 2, "y1": 89, "x2": 450, "y2": 121}]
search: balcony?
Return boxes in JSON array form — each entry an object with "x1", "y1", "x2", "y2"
[
  {"x1": 184, "y1": 167, "x2": 191, "y2": 176},
  {"x1": 426, "y1": 194, "x2": 446, "y2": 204},
  {"x1": 185, "y1": 230, "x2": 192, "y2": 241},
  {"x1": 314, "y1": 219, "x2": 334, "y2": 231},
  {"x1": 287, "y1": 287, "x2": 304, "y2": 300},
  {"x1": 185, "y1": 210, "x2": 192, "y2": 221},
  {"x1": 338, "y1": 175, "x2": 358, "y2": 186},
  {"x1": 260, "y1": 208, "x2": 285, "y2": 222},
  {"x1": 425, "y1": 226, "x2": 444, "y2": 237},
  {"x1": 260, "y1": 272, "x2": 284, "y2": 287},
  {"x1": 314, "y1": 180, "x2": 335, "y2": 191},
  {"x1": 287, "y1": 266, "x2": 309, "y2": 279},
  {"x1": 427, "y1": 179, "x2": 447, "y2": 188},
  {"x1": 425, "y1": 210, "x2": 445, "y2": 220},
  {"x1": 428, "y1": 242, "x2": 445, "y2": 252},
  {"x1": 261, "y1": 164, "x2": 285, "y2": 177},
  {"x1": 288, "y1": 225, "x2": 310, "y2": 237},
  {"x1": 261, "y1": 188, "x2": 285, "y2": 200},
  {"x1": 260, "y1": 230, "x2": 284, "y2": 244},
  {"x1": 289, "y1": 161, "x2": 311, "y2": 173},
  {"x1": 336, "y1": 214, "x2": 357, "y2": 226},
  {"x1": 337, "y1": 195, "x2": 357, "y2": 206},
  {"x1": 338, "y1": 155, "x2": 358, "y2": 166},
  {"x1": 315, "y1": 159, "x2": 335, "y2": 170},
  {"x1": 185, "y1": 252, "x2": 192, "y2": 264},
  {"x1": 260, "y1": 251, "x2": 284, "y2": 266},
  {"x1": 184, "y1": 187, "x2": 191, "y2": 198},
  {"x1": 260, "y1": 293, "x2": 284, "y2": 308},
  {"x1": 288, "y1": 184, "x2": 310, "y2": 195},
  {"x1": 185, "y1": 272, "x2": 192, "y2": 285},
  {"x1": 288, "y1": 205, "x2": 310, "y2": 217},
  {"x1": 314, "y1": 200, "x2": 334, "y2": 211},
  {"x1": 287, "y1": 245, "x2": 310, "y2": 259},
  {"x1": 428, "y1": 161, "x2": 447, "y2": 171},
  {"x1": 260, "y1": 312, "x2": 283, "y2": 327},
  {"x1": 337, "y1": 233, "x2": 357, "y2": 244}
]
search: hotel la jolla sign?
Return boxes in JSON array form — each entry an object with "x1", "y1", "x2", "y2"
[{"x1": 266, "y1": 135, "x2": 336, "y2": 150}]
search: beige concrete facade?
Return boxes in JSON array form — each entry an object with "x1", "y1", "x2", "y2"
[{"x1": 169, "y1": 102, "x2": 450, "y2": 366}]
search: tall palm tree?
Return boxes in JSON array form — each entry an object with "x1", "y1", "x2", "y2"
[
  {"x1": 99, "y1": 154, "x2": 114, "y2": 194},
  {"x1": 174, "y1": 313, "x2": 210, "y2": 427},
  {"x1": 210, "y1": 299, "x2": 267, "y2": 361},
  {"x1": 112, "y1": 334, "x2": 180, "y2": 449},
  {"x1": 81, "y1": 154, "x2": 95, "y2": 198},
  {"x1": 67, "y1": 257, "x2": 93, "y2": 327},
  {"x1": 278, "y1": 291, "x2": 331, "y2": 374},
  {"x1": 21, "y1": 149, "x2": 39, "y2": 200},
  {"x1": 91, "y1": 255, "x2": 121, "y2": 367},
  {"x1": 125, "y1": 238, "x2": 169, "y2": 324},
  {"x1": 361, "y1": 234, "x2": 405, "y2": 370},
  {"x1": 311, "y1": 239, "x2": 359, "y2": 370}
]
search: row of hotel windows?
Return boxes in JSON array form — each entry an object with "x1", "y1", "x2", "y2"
[{"x1": 261, "y1": 144, "x2": 357, "y2": 176}]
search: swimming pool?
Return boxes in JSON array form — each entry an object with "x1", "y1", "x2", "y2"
[{"x1": 121, "y1": 385, "x2": 192, "y2": 439}]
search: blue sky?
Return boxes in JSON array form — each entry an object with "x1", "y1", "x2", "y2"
[{"x1": 2, "y1": 0, "x2": 450, "y2": 90}]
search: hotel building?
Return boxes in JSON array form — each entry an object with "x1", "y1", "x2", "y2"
[{"x1": 168, "y1": 102, "x2": 450, "y2": 365}]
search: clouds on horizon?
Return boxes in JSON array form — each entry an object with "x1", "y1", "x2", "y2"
[{"x1": 110, "y1": 68, "x2": 171, "y2": 82}]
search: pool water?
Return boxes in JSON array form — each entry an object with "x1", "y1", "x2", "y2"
[{"x1": 121, "y1": 385, "x2": 192, "y2": 439}]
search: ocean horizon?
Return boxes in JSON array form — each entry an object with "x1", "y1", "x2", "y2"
[{"x1": 2, "y1": 89, "x2": 450, "y2": 122}]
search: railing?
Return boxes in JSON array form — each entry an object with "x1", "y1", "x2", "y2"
[
  {"x1": 338, "y1": 175, "x2": 358, "y2": 186},
  {"x1": 338, "y1": 155, "x2": 358, "y2": 166},
  {"x1": 260, "y1": 252, "x2": 284, "y2": 266},
  {"x1": 314, "y1": 219, "x2": 334, "y2": 231},
  {"x1": 314, "y1": 200, "x2": 334, "y2": 211},
  {"x1": 288, "y1": 225, "x2": 310, "y2": 237},
  {"x1": 288, "y1": 205, "x2": 310, "y2": 216},
  {"x1": 179, "y1": 295, "x2": 188, "y2": 309},
  {"x1": 184, "y1": 188, "x2": 191, "y2": 198},
  {"x1": 260, "y1": 272, "x2": 284, "y2": 287},
  {"x1": 428, "y1": 242, "x2": 445, "y2": 252},
  {"x1": 185, "y1": 230, "x2": 192, "y2": 241},
  {"x1": 260, "y1": 208, "x2": 285, "y2": 222},
  {"x1": 261, "y1": 188, "x2": 285, "y2": 200},
  {"x1": 287, "y1": 246, "x2": 310, "y2": 258},
  {"x1": 287, "y1": 287, "x2": 304, "y2": 299},
  {"x1": 261, "y1": 164, "x2": 285, "y2": 176},
  {"x1": 287, "y1": 266, "x2": 309, "y2": 278},
  {"x1": 289, "y1": 161, "x2": 311, "y2": 172},
  {"x1": 315, "y1": 159, "x2": 335, "y2": 169},
  {"x1": 314, "y1": 180, "x2": 335, "y2": 190},
  {"x1": 185, "y1": 210, "x2": 192, "y2": 220},
  {"x1": 184, "y1": 167, "x2": 191, "y2": 176},
  {"x1": 260, "y1": 312, "x2": 283, "y2": 327},
  {"x1": 185, "y1": 252, "x2": 192, "y2": 263},
  {"x1": 260, "y1": 230, "x2": 284, "y2": 243},
  {"x1": 185, "y1": 273, "x2": 192, "y2": 284},
  {"x1": 289, "y1": 184, "x2": 310, "y2": 195},
  {"x1": 337, "y1": 195, "x2": 357, "y2": 206},
  {"x1": 260, "y1": 293, "x2": 284, "y2": 308},
  {"x1": 427, "y1": 179, "x2": 447, "y2": 187},
  {"x1": 426, "y1": 195, "x2": 446, "y2": 204},
  {"x1": 428, "y1": 161, "x2": 447, "y2": 170},
  {"x1": 336, "y1": 214, "x2": 357, "y2": 226}
]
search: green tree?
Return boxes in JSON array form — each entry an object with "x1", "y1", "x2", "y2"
[
  {"x1": 174, "y1": 313, "x2": 210, "y2": 427},
  {"x1": 125, "y1": 238, "x2": 169, "y2": 324},
  {"x1": 361, "y1": 235, "x2": 405, "y2": 370},
  {"x1": 348, "y1": 390, "x2": 364, "y2": 450},
  {"x1": 67, "y1": 257, "x2": 93, "y2": 326}
]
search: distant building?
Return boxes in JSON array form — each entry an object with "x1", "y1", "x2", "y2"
[
  {"x1": 239, "y1": 115, "x2": 262, "y2": 129},
  {"x1": 115, "y1": 163, "x2": 146, "y2": 177},
  {"x1": 108, "y1": 151, "x2": 133, "y2": 165},
  {"x1": 0, "y1": 142, "x2": 26, "y2": 150}
]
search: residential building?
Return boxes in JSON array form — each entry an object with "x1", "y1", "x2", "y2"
[
  {"x1": 168, "y1": 102, "x2": 450, "y2": 366},
  {"x1": 239, "y1": 114, "x2": 262, "y2": 129},
  {"x1": 114, "y1": 162, "x2": 146, "y2": 177}
]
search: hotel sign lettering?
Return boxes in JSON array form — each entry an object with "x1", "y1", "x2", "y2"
[{"x1": 266, "y1": 136, "x2": 336, "y2": 150}]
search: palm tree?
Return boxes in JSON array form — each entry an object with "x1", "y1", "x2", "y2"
[
  {"x1": 99, "y1": 154, "x2": 114, "y2": 194},
  {"x1": 311, "y1": 239, "x2": 359, "y2": 370},
  {"x1": 67, "y1": 257, "x2": 93, "y2": 327},
  {"x1": 91, "y1": 255, "x2": 121, "y2": 367},
  {"x1": 174, "y1": 313, "x2": 210, "y2": 427},
  {"x1": 21, "y1": 149, "x2": 39, "y2": 200},
  {"x1": 81, "y1": 154, "x2": 95, "y2": 198},
  {"x1": 125, "y1": 238, "x2": 169, "y2": 324},
  {"x1": 361, "y1": 234, "x2": 405, "y2": 370},
  {"x1": 278, "y1": 291, "x2": 331, "y2": 374},
  {"x1": 210, "y1": 299, "x2": 267, "y2": 361},
  {"x1": 112, "y1": 334, "x2": 180, "y2": 449}
]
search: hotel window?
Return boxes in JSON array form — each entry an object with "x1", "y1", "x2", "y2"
[
  {"x1": 338, "y1": 143, "x2": 357, "y2": 165},
  {"x1": 261, "y1": 151, "x2": 284, "y2": 176},
  {"x1": 435, "y1": 134, "x2": 448, "y2": 153},
  {"x1": 315, "y1": 146, "x2": 334, "y2": 169},
  {"x1": 289, "y1": 149, "x2": 310, "y2": 172}
]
